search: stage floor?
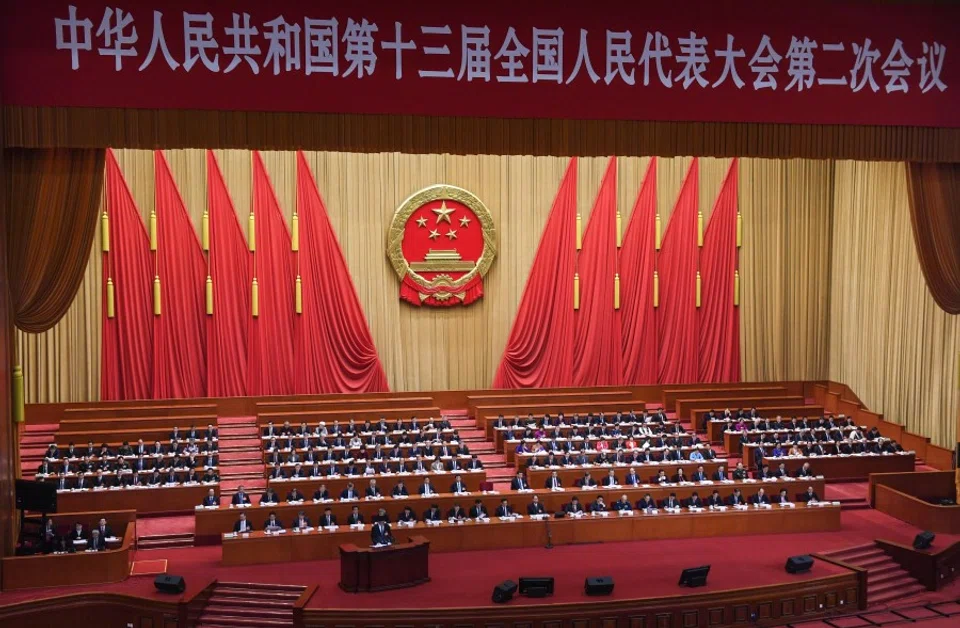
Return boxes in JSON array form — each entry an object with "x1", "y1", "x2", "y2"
[{"x1": 0, "y1": 508, "x2": 956, "y2": 611}]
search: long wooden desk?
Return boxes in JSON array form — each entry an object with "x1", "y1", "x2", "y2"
[
  {"x1": 466, "y1": 390, "x2": 634, "y2": 418},
  {"x1": 677, "y1": 396, "x2": 805, "y2": 422},
  {"x1": 742, "y1": 448, "x2": 915, "y2": 480},
  {"x1": 479, "y1": 402, "x2": 649, "y2": 438},
  {"x1": 62, "y1": 403, "x2": 217, "y2": 420},
  {"x1": 221, "y1": 504, "x2": 842, "y2": 564},
  {"x1": 486, "y1": 418, "x2": 683, "y2": 449},
  {"x1": 54, "y1": 483, "x2": 216, "y2": 514},
  {"x1": 266, "y1": 470, "x2": 486, "y2": 498},
  {"x1": 722, "y1": 427, "x2": 862, "y2": 455},
  {"x1": 512, "y1": 445, "x2": 707, "y2": 468},
  {"x1": 257, "y1": 396, "x2": 435, "y2": 414},
  {"x1": 705, "y1": 408, "x2": 827, "y2": 442},
  {"x1": 257, "y1": 406, "x2": 442, "y2": 425},
  {"x1": 663, "y1": 386, "x2": 790, "y2": 410},
  {"x1": 195, "y1": 478, "x2": 826, "y2": 544},
  {"x1": 58, "y1": 413, "x2": 219, "y2": 433},
  {"x1": 525, "y1": 460, "x2": 727, "y2": 487},
  {"x1": 503, "y1": 434, "x2": 697, "y2": 464}
]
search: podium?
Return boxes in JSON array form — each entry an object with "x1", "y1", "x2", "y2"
[{"x1": 339, "y1": 535, "x2": 431, "y2": 592}]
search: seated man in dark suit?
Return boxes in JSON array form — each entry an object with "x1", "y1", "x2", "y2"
[
  {"x1": 418, "y1": 478, "x2": 437, "y2": 496},
  {"x1": 757, "y1": 464, "x2": 775, "y2": 480},
  {"x1": 423, "y1": 503, "x2": 443, "y2": 521},
  {"x1": 495, "y1": 498, "x2": 514, "y2": 517},
  {"x1": 564, "y1": 496, "x2": 585, "y2": 516},
  {"x1": 392, "y1": 480, "x2": 410, "y2": 497},
  {"x1": 635, "y1": 493, "x2": 656, "y2": 511},
  {"x1": 775, "y1": 488, "x2": 791, "y2": 505},
  {"x1": 590, "y1": 496, "x2": 608, "y2": 512},
  {"x1": 706, "y1": 490, "x2": 724, "y2": 507},
  {"x1": 691, "y1": 465, "x2": 708, "y2": 482},
  {"x1": 712, "y1": 465, "x2": 727, "y2": 481},
  {"x1": 611, "y1": 494, "x2": 633, "y2": 511},
  {"x1": 286, "y1": 487, "x2": 305, "y2": 503},
  {"x1": 231, "y1": 486, "x2": 252, "y2": 506},
  {"x1": 371, "y1": 517, "x2": 394, "y2": 545},
  {"x1": 795, "y1": 461, "x2": 815, "y2": 477},
  {"x1": 201, "y1": 488, "x2": 219, "y2": 507},
  {"x1": 686, "y1": 491, "x2": 704, "y2": 508},
  {"x1": 319, "y1": 508, "x2": 337, "y2": 527},
  {"x1": 264, "y1": 512, "x2": 284, "y2": 532},
  {"x1": 727, "y1": 488, "x2": 745, "y2": 506},
  {"x1": 398, "y1": 506, "x2": 417, "y2": 523},
  {"x1": 450, "y1": 474, "x2": 469, "y2": 494},
  {"x1": 750, "y1": 488, "x2": 771, "y2": 505},
  {"x1": 623, "y1": 467, "x2": 640, "y2": 486},
  {"x1": 313, "y1": 485, "x2": 330, "y2": 501},
  {"x1": 545, "y1": 471, "x2": 563, "y2": 490},
  {"x1": 527, "y1": 495, "x2": 546, "y2": 516},
  {"x1": 261, "y1": 487, "x2": 280, "y2": 504},
  {"x1": 68, "y1": 522, "x2": 86, "y2": 545},
  {"x1": 88, "y1": 529, "x2": 106, "y2": 552},
  {"x1": 801, "y1": 486, "x2": 821, "y2": 503},
  {"x1": 371, "y1": 507, "x2": 389, "y2": 524},
  {"x1": 510, "y1": 472, "x2": 530, "y2": 491},
  {"x1": 340, "y1": 483, "x2": 360, "y2": 500},
  {"x1": 577, "y1": 472, "x2": 597, "y2": 488},
  {"x1": 346, "y1": 506, "x2": 364, "y2": 525},
  {"x1": 602, "y1": 469, "x2": 620, "y2": 487},
  {"x1": 292, "y1": 510, "x2": 311, "y2": 530},
  {"x1": 365, "y1": 479, "x2": 383, "y2": 498},
  {"x1": 774, "y1": 462, "x2": 789, "y2": 478},
  {"x1": 659, "y1": 493, "x2": 681, "y2": 509},
  {"x1": 447, "y1": 502, "x2": 467, "y2": 521},
  {"x1": 233, "y1": 513, "x2": 252, "y2": 533},
  {"x1": 732, "y1": 463, "x2": 749, "y2": 480},
  {"x1": 469, "y1": 499, "x2": 489, "y2": 519},
  {"x1": 672, "y1": 468, "x2": 688, "y2": 483}
]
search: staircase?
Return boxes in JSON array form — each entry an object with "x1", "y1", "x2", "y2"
[
  {"x1": 821, "y1": 543, "x2": 926, "y2": 606},
  {"x1": 216, "y1": 417, "x2": 266, "y2": 504},
  {"x1": 447, "y1": 410, "x2": 513, "y2": 491},
  {"x1": 18, "y1": 423, "x2": 59, "y2": 478},
  {"x1": 137, "y1": 532, "x2": 195, "y2": 550},
  {"x1": 197, "y1": 582, "x2": 305, "y2": 627}
]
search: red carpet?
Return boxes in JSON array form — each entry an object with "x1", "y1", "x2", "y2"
[
  {"x1": 218, "y1": 416, "x2": 256, "y2": 426},
  {"x1": 137, "y1": 515, "x2": 195, "y2": 536},
  {"x1": 130, "y1": 559, "x2": 168, "y2": 576}
]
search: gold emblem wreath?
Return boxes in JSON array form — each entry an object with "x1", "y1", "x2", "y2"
[{"x1": 387, "y1": 185, "x2": 497, "y2": 291}]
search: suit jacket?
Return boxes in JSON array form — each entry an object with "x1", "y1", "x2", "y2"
[
  {"x1": 371, "y1": 521, "x2": 393, "y2": 545},
  {"x1": 346, "y1": 513, "x2": 364, "y2": 525},
  {"x1": 712, "y1": 470, "x2": 727, "y2": 481},
  {"x1": 365, "y1": 486, "x2": 382, "y2": 497},
  {"x1": 202, "y1": 495, "x2": 219, "y2": 507},
  {"x1": 706, "y1": 494, "x2": 724, "y2": 507},
  {"x1": 691, "y1": 471, "x2": 707, "y2": 482},
  {"x1": 602, "y1": 476, "x2": 619, "y2": 486},
  {"x1": 510, "y1": 478, "x2": 528, "y2": 490},
  {"x1": 418, "y1": 484, "x2": 436, "y2": 496},
  {"x1": 447, "y1": 507, "x2": 466, "y2": 520},
  {"x1": 319, "y1": 513, "x2": 338, "y2": 526},
  {"x1": 727, "y1": 494, "x2": 745, "y2": 506},
  {"x1": 231, "y1": 492, "x2": 251, "y2": 505},
  {"x1": 470, "y1": 505, "x2": 488, "y2": 518},
  {"x1": 450, "y1": 480, "x2": 468, "y2": 493},
  {"x1": 340, "y1": 488, "x2": 359, "y2": 500},
  {"x1": 423, "y1": 508, "x2": 442, "y2": 521},
  {"x1": 545, "y1": 476, "x2": 563, "y2": 489},
  {"x1": 686, "y1": 496, "x2": 704, "y2": 508},
  {"x1": 398, "y1": 510, "x2": 418, "y2": 522},
  {"x1": 264, "y1": 518, "x2": 284, "y2": 530},
  {"x1": 527, "y1": 502, "x2": 546, "y2": 515},
  {"x1": 750, "y1": 493, "x2": 771, "y2": 504},
  {"x1": 565, "y1": 502, "x2": 584, "y2": 514},
  {"x1": 802, "y1": 491, "x2": 821, "y2": 502},
  {"x1": 612, "y1": 499, "x2": 632, "y2": 511},
  {"x1": 233, "y1": 519, "x2": 253, "y2": 533},
  {"x1": 659, "y1": 497, "x2": 681, "y2": 509},
  {"x1": 495, "y1": 504, "x2": 513, "y2": 517},
  {"x1": 88, "y1": 535, "x2": 106, "y2": 551},
  {"x1": 623, "y1": 473, "x2": 640, "y2": 485}
]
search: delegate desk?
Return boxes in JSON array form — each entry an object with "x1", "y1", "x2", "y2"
[
  {"x1": 722, "y1": 426, "x2": 862, "y2": 456},
  {"x1": 676, "y1": 396, "x2": 805, "y2": 422},
  {"x1": 480, "y1": 402, "x2": 649, "y2": 439},
  {"x1": 490, "y1": 420, "x2": 684, "y2": 452},
  {"x1": 705, "y1": 407, "x2": 826, "y2": 442},
  {"x1": 221, "y1": 504, "x2": 841, "y2": 564},
  {"x1": 525, "y1": 460, "x2": 726, "y2": 488},
  {"x1": 504, "y1": 434, "x2": 697, "y2": 464},
  {"x1": 257, "y1": 396, "x2": 434, "y2": 413},
  {"x1": 62, "y1": 403, "x2": 217, "y2": 420},
  {"x1": 340, "y1": 536, "x2": 430, "y2": 592},
  {"x1": 55, "y1": 483, "x2": 217, "y2": 514},
  {"x1": 0, "y1": 510, "x2": 135, "y2": 591},
  {"x1": 742, "y1": 448, "x2": 915, "y2": 480},
  {"x1": 267, "y1": 469, "x2": 486, "y2": 498},
  {"x1": 661, "y1": 385, "x2": 790, "y2": 409},
  {"x1": 195, "y1": 478, "x2": 826, "y2": 544},
  {"x1": 512, "y1": 445, "x2": 709, "y2": 468},
  {"x1": 257, "y1": 406, "x2": 442, "y2": 426},
  {"x1": 466, "y1": 390, "x2": 634, "y2": 418}
]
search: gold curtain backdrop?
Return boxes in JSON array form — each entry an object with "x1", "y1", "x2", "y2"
[{"x1": 15, "y1": 151, "x2": 959, "y2": 446}]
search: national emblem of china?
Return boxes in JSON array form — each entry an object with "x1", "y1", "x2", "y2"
[{"x1": 387, "y1": 185, "x2": 497, "y2": 307}]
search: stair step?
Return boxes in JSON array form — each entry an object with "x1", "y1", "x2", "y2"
[
  {"x1": 852, "y1": 555, "x2": 896, "y2": 569},
  {"x1": 869, "y1": 570, "x2": 915, "y2": 587},
  {"x1": 869, "y1": 577, "x2": 923, "y2": 597},
  {"x1": 216, "y1": 583, "x2": 304, "y2": 594},
  {"x1": 866, "y1": 563, "x2": 903, "y2": 579},
  {"x1": 139, "y1": 532, "x2": 194, "y2": 541},
  {"x1": 197, "y1": 614, "x2": 292, "y2": 627},
  {"x1": 824, "y1": 543, "x2": 879, "y2": 559},
  {"x1": 203, "y1": 604, "x2": 294, "y2": 619},
  {"x1": 869, "y1": 584, "x2": 926, "y2": 606},
  {"x1": 207, "y1": 596, "x2": 296, "y2": 609},
  {"x1": 138, "y1": 538, "x2": 194, "y2": 549}
]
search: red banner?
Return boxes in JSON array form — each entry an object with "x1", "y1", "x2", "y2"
[{"x1": 1, "y1": 1, "x2": 956, "y2": 127}]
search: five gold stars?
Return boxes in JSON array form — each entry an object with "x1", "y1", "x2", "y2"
[{"x1": 432, "y1": 201, "x2": 455, "y2": 224}]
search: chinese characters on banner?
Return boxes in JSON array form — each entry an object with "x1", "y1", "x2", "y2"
[{"x1": 1, "y1": 1, "x2": 955, "y2": 127}]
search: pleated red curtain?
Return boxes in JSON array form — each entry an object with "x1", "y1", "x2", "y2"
[
  {"x1": 698, "y1": 159, "x2": 741, "y2": 383},
  {"x1": 101, "y1": 150, "x2": 154, "y2": 400},
  {"x1": 619, "y1": 159, "x2": 658, "y2": 384},
  {"x1": 574, "y1": 157, "x2": 622, "y2": 386},
  {"x1": 152, "y1": 150, "x2": 207, "y2": 398},
  {"x1": 906, "y1": 162, "x2": 960, "y2": 315},
  {"x1": 247, "y1": 152, "x2": 296, "y2": 396},
  {"x1": 206, "y1": 151, "x2": 250, "y2": 397},
  {"x1": 657, "y1": 158, "x2": 700, "y2": 384},
  {"x1": 294, "y1": 152, "x2": 388, "y2": 393},
  {"x1": 493, "y1": 158, "x2": 578, "y2": 389}
]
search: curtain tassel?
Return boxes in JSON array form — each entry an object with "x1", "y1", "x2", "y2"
[
  {"x1": 697, "y1": 211, "x2": 704, "y2": 247},
  {"x1": 205, "y1": 275, "x2": 213, "y2": 315},
  {"x1": 202, "y1": 209, "x2": 210, "y2": 251},
  {"x1": 248, "y1": 212, "x2": 256, "y2": 252},
  {"x1": 734, "y1": 270, "x2": 740, "y2": 307},
  {"x1": 614, "y1": 273, "x2": 620, "y2": 310},
  {"x1": 149, "y1": 210, "x2": 158, "y2": 251},
  {"x1": 101, "y1": 211, "x2": 110, "y2": 252},
  {"x1": 295, "y1": 275, "x2": 303, "y2": 314},
  {"x1": 573, "y1": 273, "x2": 580, "y2": 310},
  {"x1": 576, "y1": 213, "x2": 582, "y2": 250},
  {"x1": 696, "y1": 271, "x2": 702, "y2": 308},
  {"x1": 616, "y1": 211, "x2": 622, "y2": 248},
  {"x1": 291, "y1": 213, "x2": 300, "y2": 252},
  {"x1": 655, "y1": 213, "x2": 662, "y2": 250},
  {"x1": 12, "y1": 365, "x2": 24, "y2": 424},
  {"x1": 153, "y1": 275, "x2": 161, "y2": 315},
  {"x1": 653, "y1": 271, "x2": 659, "y2": 308},
  {"x1": 251, "y1": 278, "x2": 259, "y2": 318},
  {"x1": 106, "y1": 278, "x2": 115, "y2": 318},
  {"x1": 736, "y1": 212, "x2": 742, "y2": 248}
]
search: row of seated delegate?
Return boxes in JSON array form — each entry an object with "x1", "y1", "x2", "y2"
[
  {"x1": 261, "y1": 419, "x2": 456, "y2": 438},
  {"x1": 262, "y1": 430, "x2": 465, "y2": 450},
  {"x1": 263, "y1": 441, "x2": 468, "y2": 460},
  {"x1": 751, "y1": 438, "x2": 904, "y2": 457},
  {"x1": 42, "y1": 468, "x2": 220, "y2": 490},
  {"x1": 516, "y1": 445, "x2": 718, "y2": 467},
  {"x1": 37, "y1": 453, "x2": 219, "y2": 477},
  {"x1": 489, "y1": 410, "x2": 673, "y2": 428},
  {"x1": 709, "y1": 413, "x2": 859, "y2": 432},
  {"x1": 36, "y1": 516, "x2": 122, "y2": 555},
  {"x1": 44, "y1": 438, "x2": 219, "y2": 460},
  {"x1": 265, "y1": 456, "x2": 484, "y2": 478},
  {"x1": 497, "y1": 423, "x2": 689, "y2": 443}
]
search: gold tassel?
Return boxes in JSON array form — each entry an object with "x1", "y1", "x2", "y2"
[
  {"x1": 248, "y1": 212, "x2": 256, "y2": 252},
  {"x1": 653, "y1": 271, "x2": 659, "y2": 308},
  {"x1": 251, "y1": 278, "x2": 259, "y2": 318},
  {"x1": 149, "y1": 210, "x2": 157, "y2": 251},
  {"x1": 614, "y1": 273, "x2": 621, "y2": 310},
  {"x1": 576, "y1": 213, "x2": 582, "y2": 250},
  {"x1": 696, "y1": 271, "x2": 702, "y2": 308},
  {"x1": 616, "y1": 211, "x2": 622, "y2": 248},
  {"x1": 106, "y1": 278, "x2": 115, "y2": 318},
  {"x1": 12, "y1": 365, "x2": 24, "y2": 424},
  {"x1": 101, "y1": 211, "x2": 110, "y2": 252},
  {"x1": 205, "y1": 275, "x2": 213, "y2": 315},
  {"x1": 655, "y1": 213, "x2": 662, "y2": 250},
  {"x1": 202, "y1": 210, "x2": 210, "y2": 251},
  {"x1": 295, "y1": 275, "x2": 303, "y2": 314},
  {"x1": 573, "y1": 273, "x2": 580, "y2": 310},
  {"x1": 736, "y1": 212, "x2": 742, "y2": 248},
  {"x1": 291, "y1": 213, "x2": 299, "y2": 252},
  {"x1": 734, "y1": 270, "x2": 740, "y2": 307},
  {"x1": 697, "y1": 211, "x2": 704, "y2": 247},
  {"x1": 153, "y1": 275, "x2": 161, "y2": 315}
]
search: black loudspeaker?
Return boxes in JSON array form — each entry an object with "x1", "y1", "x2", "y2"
[
  {"x1": 914, "y1": 531, "x2": 935, "y2": 550},
  {"x1": 678, "y1": 565, "x2": 711, "y2": 587},
  {"x1": 154, "y1": 574, "x2": 186, "y2": 594},
  {"x1": 584, "y1": 576, "x2": 615, "y2": 596},
  {"x1": 785, "y1": 555, "x2": 814, "y2": 574},
  {"x1": 492, "y1": 579, "x2": 518, "y2": 603},
  {"x1": 518, "y1": 576, "x2": 554, "y2": 597}
]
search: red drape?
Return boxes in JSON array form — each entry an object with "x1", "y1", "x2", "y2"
[
  {"x1": 657, "y1": 158, "x2": 700, "y2": 384},
  {"x1": 247, "y1": 152, "x2": 296, "y2": 396},
  {"x1": 698, "y1": 159, "x2": 741, "y2": 383},
  {"x1": 152, "y1": 150, "x2": 207, "y2": 399},
  {"x1": 574, "y1": 157, "x2": 621, "y2": 386},
  {"x1": 206, "y1": 151, "x2": 250, "y2": 397},
  {"x1": 620, "y1": 158, "x2": 659, "y2": 385},
  {"x1": 294, "y1": 152, "x2": 389, "y2": 393},
  {"x1": 101, "y1": 149, "x2": 153, "y2": 400},
  {"x1": 493, "y1": 158, "x2": 577, "y2": 389},
  {"x1": 906, "y1": 162, "x2": 960, "y2": 315}
]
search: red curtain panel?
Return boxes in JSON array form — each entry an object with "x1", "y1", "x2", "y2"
[
  {"x1": 293, "y1": 151, "x2": 389, "y2": 393},
  {"x1": 493, "y1": 158, "x2": 578, "y2": 389},
  {"x1": 101, "y1": 149, "x2": 154, "y2": 400}
]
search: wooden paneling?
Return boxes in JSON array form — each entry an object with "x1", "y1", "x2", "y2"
[
  {"x1": 869, "y1": 470, "x2": 956, "y2": 506},
  {"x1": 0, "y1": 594, "x2": 178, "y2": 628},
  {"x1": 874, "y1": 484, "x2": 960, "y2": 534}
]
